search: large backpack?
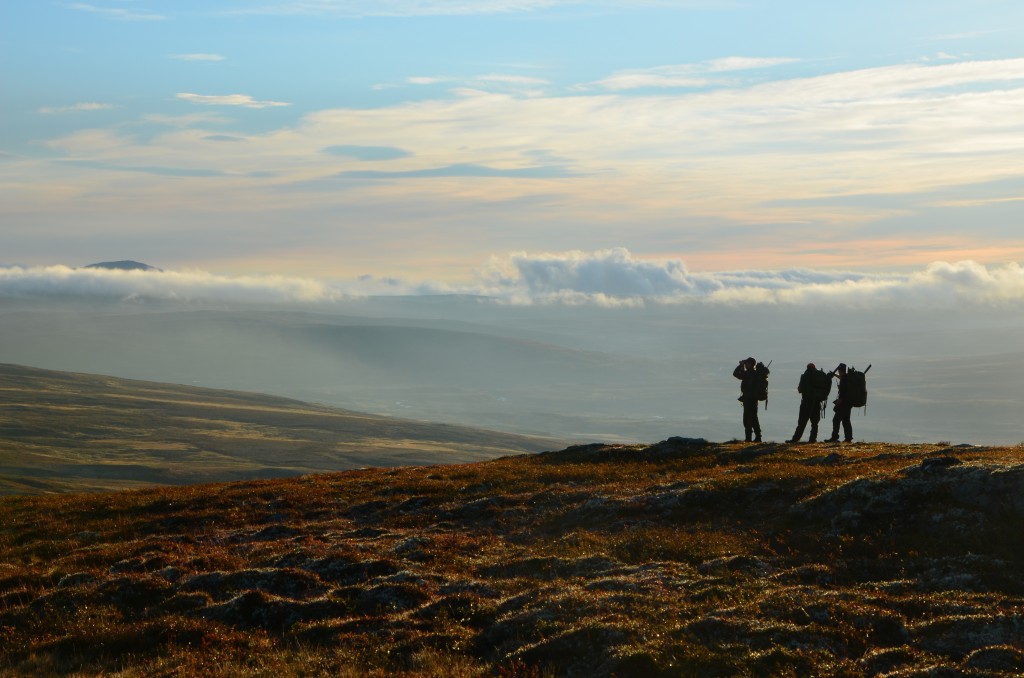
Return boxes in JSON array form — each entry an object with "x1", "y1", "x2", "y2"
[
  {"x1": 753, "y1": 362, "x2": 770, "y2": 402},
  {"x1": 809, "y1": 368, "x2": 832, "y2": 404},
  {"x1": 845, "y1": 367, "x2": 868, "y2": 408}
]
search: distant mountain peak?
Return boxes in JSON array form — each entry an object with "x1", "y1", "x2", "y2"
[{"x1": 84, "y1": 260, "x2": 162, "y2": 272}]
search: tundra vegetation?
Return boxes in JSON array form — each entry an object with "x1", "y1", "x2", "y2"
[{"x1": 2, "y1": 438, "x2": 1023, "y2": 676}]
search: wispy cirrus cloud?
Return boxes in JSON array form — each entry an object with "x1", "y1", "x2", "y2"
[
  {"x1": 63, "y1": 2, "x2": 165, "y2": 21},
  {"x1": 39, "y1": 102, "x2": 116, "y2": 115},
  {"x1": 224, "y1": 1, "x2": 737, "y2": 18},
  {"x1": 170, "y1": 54, "x2": 226, "y2": 62},
  {"x1": 590, "y1": 56, "x2": 799, "y2": 90},
  {"x1": 323, "y1": 145, "x2": 412, "y2": 161},
  {"x1": 176, "y1": 93, "x2": 291, "y2": 108},
  {"x1": 388, "y1": 73, "x2": 551, "y2": 93},
  {"x1": 26, "y1": 58, "x2": 1024, "y2": 277},
  {"x1": 336, "y1": 162, "x2": 575, "y2": 179}
]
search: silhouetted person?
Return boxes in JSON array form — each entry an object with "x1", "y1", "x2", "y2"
[
  {"x1": 787, "y1": 363, "x2": 821, "y2": 443},
  {"x1": 825, "y1": 363, "x2": 853, "y2": 442},
  {"x1": 733, "y1": 357, "x2": 762, "y2": 442}
]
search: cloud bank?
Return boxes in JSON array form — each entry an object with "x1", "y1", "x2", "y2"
[
  {"x1": 0, "y1": 266, "x2": 341, "y2": 305},
  {"x1": 3, "y1": 252, "x2": 1024, "y2": 309}
]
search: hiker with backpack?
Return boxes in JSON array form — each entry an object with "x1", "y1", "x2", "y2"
[
  {"x1": 733, "y1": 357, "x2": 767, "y2": 442},
  {"x1": 786, "y1": 363, "x2": 831, "y2": 443},
  {"x1": 826, "y1": 363, "x2": 854, "y2": 442}
]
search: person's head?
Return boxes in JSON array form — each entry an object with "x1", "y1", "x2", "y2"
[
  {"x1": 837, "y1": 363, "x2": 847, "y2": 375},
  {"x1": 745, "y1": 357, "x2": 756, "y2": 367},
  {"x1": 806, "y1": 363, "x2": 815, "y2": 371}
]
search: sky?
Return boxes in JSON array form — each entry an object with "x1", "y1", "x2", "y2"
[{"x1": 4, "y1": 1, "x2": 1024, "y2": 290}]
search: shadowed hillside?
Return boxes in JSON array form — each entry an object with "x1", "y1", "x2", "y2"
[
  {"x1": 0, "y1": 364, "x2": 563, "y2": 495},
  {"x1": 1, "y1": 439, "x2": 1022, "y2": 676}
]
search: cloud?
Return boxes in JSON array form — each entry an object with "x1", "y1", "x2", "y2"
[
  {"x1": 28, "y1": 58, "x2": 1024, "y2": 273},
  {"x1": 62, "y1": 160, "x2": 227, "y2": 178},
  {"x1": 176, "y1": 93, "x2": 291, "y2": 108},
  {"x1": 39, "y1": 102, "x2": 116, "y2": 114},
  {"x1": 477, "y1": 249, "x2": 1024, "y2": 307},
  {"x1": 323, "y1": 145, "x2": 412, "y2": 161},
  {"x1": 399, "y1": 73, "x2": 551, "y2": 94},
  {"x1": 63, "y1": 3, "x2": 165, "y2": 21},
  {"x1": 336, "y1": 162, "x2": 576, "y2": 179},
  {"x1": 223, "y1": 1, "x2": 737, "y2": 18},
  {"x1": 171, "y1": 54, "x2": 226, "y2": 62},
  {"x1": 4, "y1": 253, "x2": 1023, "y2": 310},
  {"x1": 591, "y1": 56, "x2": 798, "y2": 90},
  {"x1": 0, "y1": 265, "x2": 344, "y2": 305},
  {"x1": 476, "y1": 74, "x2": 551, "y2": 86}
]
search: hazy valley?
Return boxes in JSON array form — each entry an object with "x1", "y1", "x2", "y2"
[
  {"x1": 2, "y1": 294, "x2": 1023, "y2": 446},
  {"x1": 0, "y1": 363, "x2": 560, "y2": 496}
]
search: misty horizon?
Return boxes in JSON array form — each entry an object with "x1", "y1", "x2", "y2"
[{"x1": 2, "y1": 260, "x2": 1022, "y2": 447}]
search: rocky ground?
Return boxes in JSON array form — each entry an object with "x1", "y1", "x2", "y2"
[{"x1": 1, "y1": 439, "x2": 1023, "y2": 676}]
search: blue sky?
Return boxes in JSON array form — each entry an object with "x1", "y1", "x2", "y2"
[{"x1": 4, "y1": 1, "x2": 1024, "y2": 285}]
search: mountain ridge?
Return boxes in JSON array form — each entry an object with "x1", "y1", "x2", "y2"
[{"x1": 84, "y1": 260, "x2": 161, "y2": 271}]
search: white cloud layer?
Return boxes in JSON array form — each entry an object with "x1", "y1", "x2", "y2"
[
  {"x1": 3, "y1": 252, "x2": 1024, "y2": 309},
  {"x1": 176, "y1": 93, "x2": 291, "y2": 108},
  {"x1": 479, "y1": 249, "x2": 1024, "y2": 307},
  {"x1": 0, "y1": 266, "x2": 340, "y2": 305}
]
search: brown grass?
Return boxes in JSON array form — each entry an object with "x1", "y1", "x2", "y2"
[{"x1": 1, "y1": 439, "x2": 1023, "y2": 676}]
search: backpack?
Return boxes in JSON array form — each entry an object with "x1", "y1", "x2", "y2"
[
  {"x1": 752, "y1": 362, "x2": 770, "y2": 402},
  {"x1": 845, "y1": 367, "x2": 868, "y2": 408},
  {"x1": 809, "y1": 368, "x2": 832, "y2": 404}
]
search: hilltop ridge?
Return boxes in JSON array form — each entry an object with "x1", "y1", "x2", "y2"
[{"x1": 1, "y1": 438, "x2": 1022, "y2": 676}]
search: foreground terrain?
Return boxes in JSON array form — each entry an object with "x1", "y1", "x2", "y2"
[
  {"x1": 0, "y1": 363, "x2": 561, "y2": 495},
  {"x1": 1, "y1": 439, "x2": 1023, "y2": 676}
]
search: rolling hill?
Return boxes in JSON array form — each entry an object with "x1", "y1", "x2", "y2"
[
  {"x1": 0, "y1": 363, "x2": 564, "y2": 495},
  {"x1": 1, "y1": 438, "x2": 1022, "y2": 675}
]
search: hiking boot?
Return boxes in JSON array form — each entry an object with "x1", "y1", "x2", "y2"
[
  {"x1": 824, "y1": 435, "x2": 840, "y2": 443},
  {"x1": 808, "y1": 437, "x2": 817, "y2": 443},
  {"x1": 753, "y1": 435, "x2": 762, "y2": 443}
]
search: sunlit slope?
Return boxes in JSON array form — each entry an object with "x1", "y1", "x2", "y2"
[
  {"x1": 2, "y1": 439, "x2": 1023, "y2": 675},
  {"x1": 0, "y1": 364, "x2": 563, "y2": 495},
  {"x1": 0, "y1": 307, "x2": 662, "y2": 438}
]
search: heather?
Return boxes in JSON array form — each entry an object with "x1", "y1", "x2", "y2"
[{"x1": 2, "y1": 439, "x2": 1023, "y2": 676}]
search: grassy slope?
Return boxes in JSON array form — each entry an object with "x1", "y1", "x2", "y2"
[
  {"x1": 0, "y1": 364, "x2": 564, "y2": 496},
  {"x1": 1, "y1": 439, "x2": 1023, "y2": 676}
]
